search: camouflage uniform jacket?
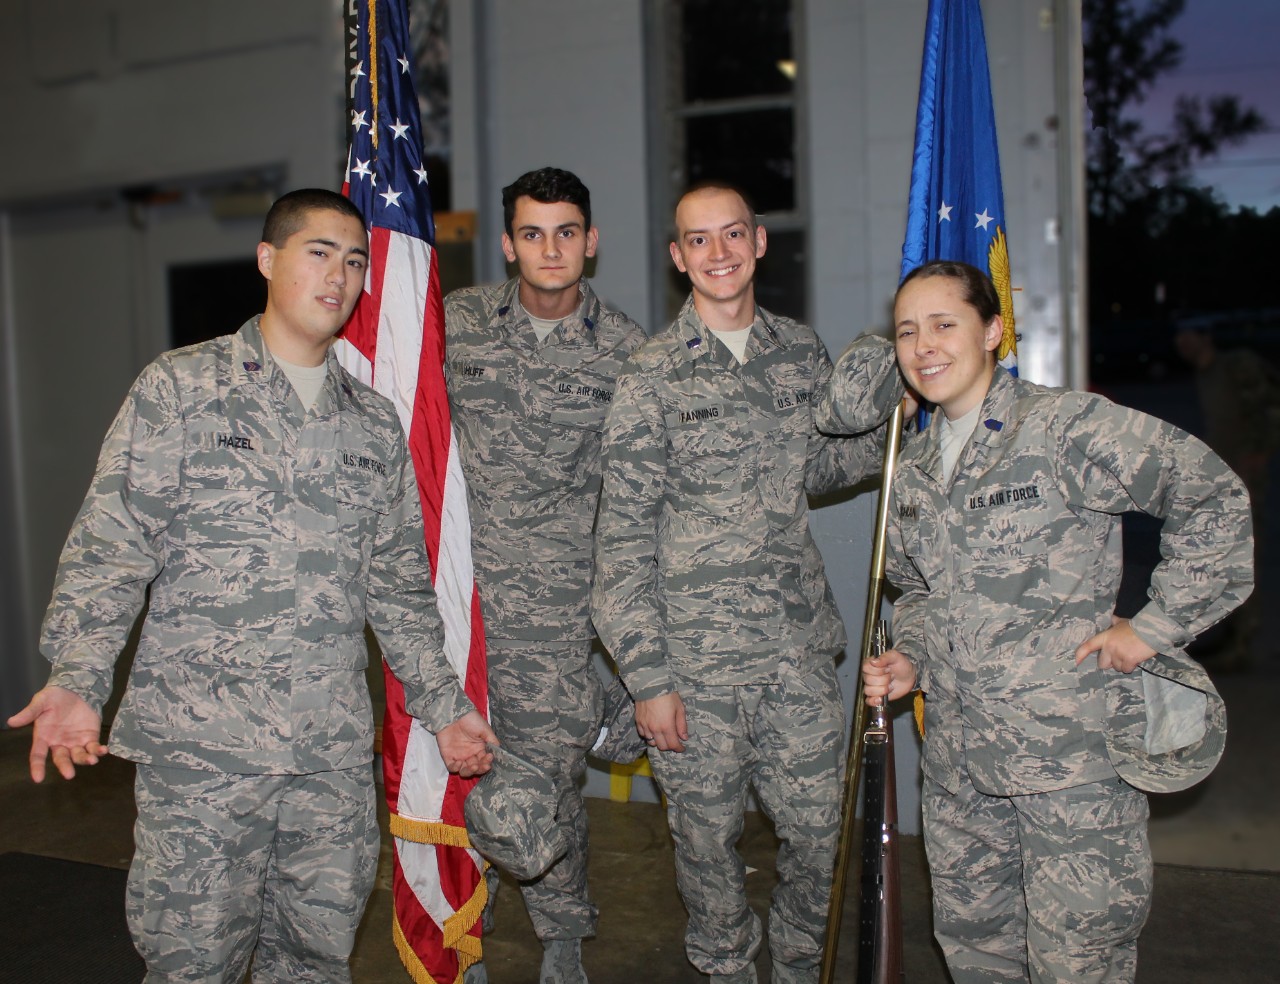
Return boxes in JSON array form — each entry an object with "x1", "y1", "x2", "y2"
[
  {"x1": 592, "y1": 297, "x2": 884, "y2": 702},
  {"x1": 887, "y1": 364, "x2": 1253, "y2": 796},
  {"x1": 41, "y1": 318, "x2": 474, "y2": 775},
  {"x1": 444, "y1": 277, "x2": 646, "y2": 641}
]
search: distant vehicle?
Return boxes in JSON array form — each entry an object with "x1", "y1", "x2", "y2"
[
  {"x1": 1089, "y1": 308, "x2": 1280, "y2": 384},
  {"x1": 1172, "y1": 308, "x2": 1280, "y2": 355}
]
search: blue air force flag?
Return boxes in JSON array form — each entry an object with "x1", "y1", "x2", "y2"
[{"x1": 901, "y1": 0, "x2": 1017, "y2": 374}]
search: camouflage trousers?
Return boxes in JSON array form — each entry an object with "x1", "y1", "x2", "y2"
[
  {"x1": 923, "y1": 774, "x2": 1152, "y2": 984},
  {"x1": 647, "y1": 659, "x2": 845, "y2": 980},
  {"x1": 127, "y1": 763, "x2": 379, "y2": 983},
  {"x1": 484, "y1": 638, "x2": 603, "y2": 941}
]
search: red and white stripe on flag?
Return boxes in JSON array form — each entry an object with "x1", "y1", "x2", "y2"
[{"x1": 335, "y1": 2, "x2": 489, "y2": 981}]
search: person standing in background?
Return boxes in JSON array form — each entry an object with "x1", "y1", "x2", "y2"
[
  {"x1": 444, "y1": 167, "x2": 647, "y2": 984},
  {"x1": 1174, "y1": 319, "x2": 1280, "y2": 668}
]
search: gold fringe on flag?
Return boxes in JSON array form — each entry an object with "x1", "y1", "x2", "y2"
[
  {"x1": 387, "y1": 810, "x2": 487, "y2": 975},
  {"x1": 390, "y1": 862, "x2": 486, "y2": 984},
  {"x1": 444, "y1": 880, "x2": 488, "y2": 954},
  {"x1": 391, "y1": 812, "x2": 476, "y2": 849},
  {"x1": 393, "y1": 914, "x2": 469, "y2": 984},
  {"x1": 988, "y1": 228, "x2": 1017, "y2": 362}
]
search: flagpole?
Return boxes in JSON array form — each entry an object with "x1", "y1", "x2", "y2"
[
  {"x1": 820, "y1": 400, "x2": 904, "y2": 983},
  {"x1": 337, "y1": 1, "x2": 490, "y2": 980},
  {"x1": 822, "y1": 0, "x2": 1019, "y2": 977}
]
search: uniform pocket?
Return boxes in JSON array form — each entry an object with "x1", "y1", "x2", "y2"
[
  {"x1": 333, "y1": 457, "x2": 391, "y2": 580},
  {"x1": 540, "y1": 420, "x2": 603, "y2": 490},
  {"x1": 663, "y1": 407, "x2": 742, "y2": 499},
  {"x1": 963, "y1": 534, "x2": 1051, "y2": 642},
  {"x1": 180, "y1": 440, "x2": 285, "y2": 572},
  {"x1": 447, "y1": 373, "x2": 509, "y2": 460}
]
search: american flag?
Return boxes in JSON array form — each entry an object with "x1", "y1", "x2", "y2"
[{"x1": 335, "y1": 1, "x2": 489, "y2": 980}]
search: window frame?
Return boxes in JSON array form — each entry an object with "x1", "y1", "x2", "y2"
[{"x1": 644, "y1": 0, "x2": 811, "y2": 328}]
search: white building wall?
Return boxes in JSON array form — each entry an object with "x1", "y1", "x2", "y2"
[
  {"x1": 0, "y1": 1, "x2": 342, "y2": 201},
  {"x1": 450, "y1": 0, "x2": 652, "y2": 328},
  {"x1": 0, "y1": 0, "x2": 345, "y2": 711},
  {"x1": 806, "y1": 0, "x2": 925, "y2": 829},
  {"x1": 0, "y1": 0, "x2": 1079, "y2": 841}
]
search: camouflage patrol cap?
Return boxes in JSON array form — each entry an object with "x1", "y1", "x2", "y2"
[
  {"x1": 464, "y1": 746, "x2": 568, "y2": 881},
  {"x1": 1104, "y1": 649, "x2": 1227, "y2": 794},
  {"x1": 590, "y1": 672, "x2": 649, "y2": 764}
]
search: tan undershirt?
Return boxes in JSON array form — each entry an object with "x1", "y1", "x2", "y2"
[
  {"x1": 940, "y1": 403, "x2": 982, "y2": 485},
  {"x1": 527, "y1": 313, "x2": 562, "y2": 343},
  {"x1": 273, "y1": 354, "x2": 328, "y2": 412},
  {"x1": 708, "y1": 327, "x2": 750, "y2": 363}
]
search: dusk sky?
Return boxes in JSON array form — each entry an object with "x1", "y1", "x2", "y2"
[{"x1": 1134, "y1": 0, "x2": 1280, "y2": 212}]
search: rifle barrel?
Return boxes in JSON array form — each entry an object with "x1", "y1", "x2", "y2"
[
  {"x1": 858, "y1": 682, "x2": 904, "y2": 983},
  {"x1": 819, "y1": 402, "x2": 905, "y2": 984}
]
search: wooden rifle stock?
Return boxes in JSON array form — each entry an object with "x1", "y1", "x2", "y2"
[
  {"x1": 856, "y1": 623, "x2": 904, "y2": 984},
  {"x1": 820, "y1": 401, "x2": 905, "y2": 984}
]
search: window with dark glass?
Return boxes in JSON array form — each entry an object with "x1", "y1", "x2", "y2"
[{"x1": 651, "y1": 0, "x2": 807, "y2": 322}]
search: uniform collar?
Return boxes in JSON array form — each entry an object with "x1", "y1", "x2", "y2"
[
  {"x1": 674, "y1": 294, "x2": 784, "y2": 369},
  {"x1": 492, "y1": 277, "x2": 602, "y2": 349},
  {"x1": 231, "y1": 316, "x2": 357, "y2": 417},
  {"x1": 970, "y1": 366, "x2": 1017, "y2": 453},
  {"x1": 909, "y1": 365, "x2": 1013, "y2": 485}
]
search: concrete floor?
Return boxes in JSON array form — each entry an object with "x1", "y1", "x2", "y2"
[
  {"x1": 2, "y1": 661, "x2": 1278, "y2": 983},
  {"x1": 6, "y1": 420, "x2": 1280, "y2": 979}
]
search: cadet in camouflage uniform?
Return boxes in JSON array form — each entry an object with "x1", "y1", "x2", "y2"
[
  {"x1": 443, "y1": 168, "x2": 646, "y2": 983},
  {"x1": 591, "y1": 184, "x2": 889, "y2": 984},
  {"x1": 8, "y1": 189, "x2": 496, "y2": 983},
  {"x1": 825, "y1": 261, "x2": 1253, "y2": 984}
]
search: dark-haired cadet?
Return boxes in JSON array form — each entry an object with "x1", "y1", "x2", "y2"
[
  {"x1": 8, "y1": 188, "x2": 496, "y2": 982},
  {"x1": 817, "y1": 260, "x2": 1253, "y2": 983},
  {"x1": 443, "y1": 167, "x2": 646, "y2": 982}
]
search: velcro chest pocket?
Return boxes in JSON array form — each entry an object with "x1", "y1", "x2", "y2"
[
  {"x1": 760, "y1": 361, "x2": 815, "y2": 441},
  {"x1": 180, "y1": 434, "x2": 286, "y2": 570},
  {"x1": 664, "y1": 403, "x2": 741, "y2": 497}
]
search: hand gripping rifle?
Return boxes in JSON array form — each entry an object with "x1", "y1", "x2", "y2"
[
  {"x1": 856, "y1": 621, "x2": 904, "y2": 983},
  {"x1": 819, "y1": 401, "x2": 905, "y2": 984}
]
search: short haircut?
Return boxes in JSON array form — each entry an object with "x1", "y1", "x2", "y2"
[
  {"x1": 672, "y1": 180, "x2": 758, "y2": 237},
  {"x1": 897, "y1": 260, "x2": 1001, "y2": 325},
  {"x1": 502, "y1": 168, "x2": 591, "y2": 235},
  {"x1": 261, "y1": 189, "x2": 366, "y2": 248}
]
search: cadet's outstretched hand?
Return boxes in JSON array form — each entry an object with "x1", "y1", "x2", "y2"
[
  {"x1": 636, "y1": 691, "x2": 688, "y2": 753},
  {"x1": 7, "y1": 686, "x2": 107, "y2": 783},
  {"x1": 1074, "y1": 615, "x2": 1157, "y2": 674},
  {"x1": 862, "y1": 648, "x2": 917, "y2": 705},
  {"x1": 436, "y1": 710, "x2": 498, "y2": 777}
]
